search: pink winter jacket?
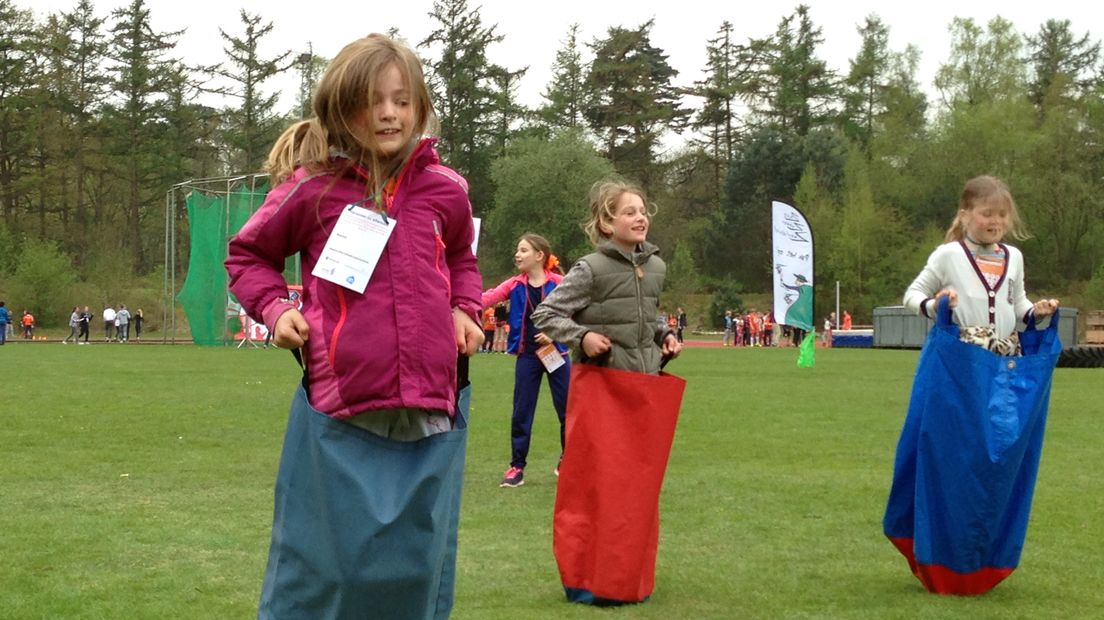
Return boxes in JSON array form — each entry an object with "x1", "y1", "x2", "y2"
[{"x1": 225, "y1": 139, "x2": 481, "y2": 418}]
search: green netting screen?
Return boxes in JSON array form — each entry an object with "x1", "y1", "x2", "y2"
[{"x1": 176, "y1": 184, "x2": 297, "y2": 346}]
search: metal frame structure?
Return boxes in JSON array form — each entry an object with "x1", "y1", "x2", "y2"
[{"x1": 162, "y1": 173, "x2": 277, "y2": 344}]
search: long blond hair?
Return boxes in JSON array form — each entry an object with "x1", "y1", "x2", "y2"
[
  {"x1": 583, "y1": 178, "x2": 652, "y2": 246},
  {"x1": 265, "y1": 34, "x2": 437, "y2": 197},
  {"x1": 944, "y1": 175, "x2": 1029, "y2": 242}
]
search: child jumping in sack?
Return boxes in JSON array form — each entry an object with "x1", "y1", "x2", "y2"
[
  {"x1": 885, "y1": 175, "x2": 1060, "y2": 595},
  {"x1": 226, "y1": 34, "x2": 482, "y2": 619},
  {"x1": 532, "y1": 178, "x2": 683, "y2": 606}
]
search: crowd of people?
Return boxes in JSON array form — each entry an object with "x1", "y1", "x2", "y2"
[
  {"x1": 0, "y1": 302, "x2": 144, "y2": 344},
  {"x1": 480, "y1": 303, "x2": 860, "y2": 352},
  {"x1": 717, "y1": 308, "x2": 855, "y2": 348},
  {"x1": 479, "y1": 301, "x2": 511, "y2": 353},
  {"x1": 721, "y1": 308, "x2": 798, "y2": 347},
  {"x1": 96, "y1": 304, "x2": 143, "y2": 343}
]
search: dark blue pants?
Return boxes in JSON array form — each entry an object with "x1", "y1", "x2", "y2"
[{"x1": 511, "y1": 352, "x2": 570, "y2": 468}]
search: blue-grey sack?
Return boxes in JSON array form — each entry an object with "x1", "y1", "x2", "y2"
[{"x1": 257, "y1": 380, "x2": 469, "y2": 619}]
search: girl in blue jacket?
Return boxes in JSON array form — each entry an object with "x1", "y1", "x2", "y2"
[{"x1": 483, "y1": 233, "x2": 570, "y2": 487}]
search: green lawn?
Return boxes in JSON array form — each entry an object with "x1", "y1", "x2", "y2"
[{"x1": 1, "y1": 343, "x2": 1101, "y2": 619}]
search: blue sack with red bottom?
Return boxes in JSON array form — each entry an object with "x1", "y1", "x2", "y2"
[{"x1": 883, "y1": 298, "x2": 1061, "y2": 594}]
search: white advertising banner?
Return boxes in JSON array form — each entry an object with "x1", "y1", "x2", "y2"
[{"x1": 771, "y1": 200, "x2": 814, "y2": 331}]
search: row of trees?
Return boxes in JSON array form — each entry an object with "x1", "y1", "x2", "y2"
[{"x1": 2, "y1": 0, "x2": 1104, "y2": 328}]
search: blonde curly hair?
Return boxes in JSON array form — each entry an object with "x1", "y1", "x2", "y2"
[{"x1": 583, "y1": 178, "x2": 653, "y2": 246}]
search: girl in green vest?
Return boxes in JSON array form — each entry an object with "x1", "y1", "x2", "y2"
[
  {"x1": 532, "y1": 178, "x2": 681, "y2": 374},
  {"x1": 532, "y1": 178, "x2": 684, "y2": 606}
]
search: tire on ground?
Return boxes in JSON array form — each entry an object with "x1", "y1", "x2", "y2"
[{"x1": 1056, "y1": 345, "x2": 1104, "y2": 368}]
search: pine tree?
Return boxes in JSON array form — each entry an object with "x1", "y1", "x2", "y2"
[
  {"x1": 830, "y1": 147, "x2": 912, "y2": 313},
  {"x1": 664, "y1": 241, "x2": 702, "y2": 302},
  {"x1": 215, "y1": 10, "x2": 292, "y2": 173},
  {"x1": 59, "y1": 0, "x2": 110, "y2": 234},
  {"x1": 585, "y1": 19, "x2": 688, "y2": 190},
  {"x1": 487, "y1": 64, "x2": 528, "y2": 157},
  {"x1": 0, "y1": 0, "x2": 37, "y2": 224},
  {"x1": 162, "y1": 61, "x2": 221, "y2": 183},
  {"x1": 102, "y1": 0, "x2": 182, "y2": 272},
  {"x1": 421, "y1": 0, "x2": 515, "y2": 214},
  {"x1": 841, "y1": 15, "x2": 891, "y2": 150},
  {"x1": 753, "y1": 5, "x2": 838, "y2": 136},
  {"x1": 24, "y1": 1, "x2": 110, "y2": 248},
  {"x1": 292, "y1": 45, "x2": 326, "y2": 121},
  {"x1": 690, "y1": 21, "x2": 753, "y2": 202},
  {"x1": 538, "y1": 24, "x2": 590, "y2": 131},
  {"x1": 878, "y1": 46, "x2": 927, "y2": 142},
  {"x1": 1026, "y1": 19, "x2": 1100, "y2": 117},
  {"x1": 27, "y1": 14, "x2": 69, "y2": 238},
  {"x1": 867, "y1": 44, "x2": 929, "y2": 224}
]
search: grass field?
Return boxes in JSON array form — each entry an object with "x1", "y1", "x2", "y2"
[{"x1": 1, "y1": 342, "x2": 1101, "y2": 619}]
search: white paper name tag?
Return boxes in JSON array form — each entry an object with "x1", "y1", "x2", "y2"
[
  {"x1": 536, "y1": 343, "x2": 565, "y2": 373},
  {"x1": 311, "y1": 205, "x2": 396, "y2": 293}
]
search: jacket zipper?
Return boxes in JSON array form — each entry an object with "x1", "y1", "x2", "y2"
[
  {"x1": 432, "y1": 220, "x2": 451, "y2": 299},
  {"x1": 634, "y1": 257, "x2": 646, "y2": 373},
  {"x1": 328, "y1": 286, "x2": 348, "y2": 369},
  {"x1": 519, "y1": 279, "x2": 548, "y2": 355}
]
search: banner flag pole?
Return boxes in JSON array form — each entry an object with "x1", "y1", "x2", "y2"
[{"x1": 771, "y1": 200, "x2": 815, "y2": 368}]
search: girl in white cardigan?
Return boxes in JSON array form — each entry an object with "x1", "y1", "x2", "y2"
[{"x1": 904, "y1": 175, "x2": 1058, "y2": 354}]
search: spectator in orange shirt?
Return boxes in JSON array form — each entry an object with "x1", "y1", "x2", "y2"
[
  {"x1": 762, "y1": 311, "x2": 774, "y2": 347},
  {"x1": 481, "y1": 306, "x2": 496, "y2": 353},
  {"x1": 22, "y1": 310, "x2": 35, "y2": 339}
]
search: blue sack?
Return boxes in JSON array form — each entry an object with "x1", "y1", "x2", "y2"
[
  {"x1": 883, "y1": 298, "x2": 1060, "y2": 594},
  {"x1": 257, "y1": 380, "x2": 469, "y2": 619}
]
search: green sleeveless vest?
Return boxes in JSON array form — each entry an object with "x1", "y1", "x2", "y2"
[{"x1": 574, "y1": 240, "x2": 666, "y2": 373}]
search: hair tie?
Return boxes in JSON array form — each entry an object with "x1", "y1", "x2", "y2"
[{"x1": 546, "y1": 254, "x2": 560, "y2": 271}]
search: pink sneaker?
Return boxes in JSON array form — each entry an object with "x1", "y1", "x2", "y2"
[{"x1": 500, "y1": 466, "x2": 524, "y2": 487}]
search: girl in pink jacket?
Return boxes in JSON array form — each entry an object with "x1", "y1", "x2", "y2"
[{"x1": 225, "y1": 35, "x2": 482, "y2": 619}]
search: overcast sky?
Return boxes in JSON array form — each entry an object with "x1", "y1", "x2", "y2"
[{"x1": 14, "y1": 1, "x2": 1104, "y2": 135}]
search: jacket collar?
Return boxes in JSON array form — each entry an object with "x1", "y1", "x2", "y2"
[
  {"x1": 508, "y1": 269, "x2": 562, "y2": 288},
  {"x1": 596, "y1": 239, "x2": 659, "y2": 265},
  {"x1": 409, "y1": 137, "x2": 439, "y2": 167},
  {"x1": 331, "y1": 137, "x2": 439, "y2": 178}
]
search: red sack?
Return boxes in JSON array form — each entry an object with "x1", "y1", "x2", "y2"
[{"x1": 553, "y1": 362, "x2": 686, "y2": 605}]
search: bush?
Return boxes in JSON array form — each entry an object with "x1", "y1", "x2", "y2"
[
  {"x1": 664, "y1": 241, "x2": 702, "y2": 303},
  {"x1": 708, "y1": 279, "x2": 745, "y2": 329},
  {"x1": 1084, "y1": 263, "x2": 1104, "y2": 311},
  {"x1": 5, "y1": 239, "x2": 78, "y2": 327}
]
